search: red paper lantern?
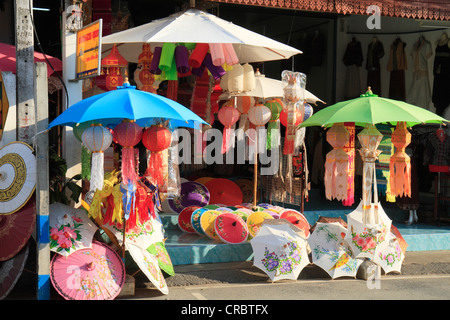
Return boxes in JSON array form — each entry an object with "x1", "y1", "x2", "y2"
[
  {"x1": 218, "y1": 104, "x2": 240, "y2": 154},
  {"x1": 142, "y1": 125, "x2": 172, "y2": 189},
  {"x1": 101, "y1": 44, "x2": 128, "y2": 91},
  {"x1": 113, "y1": 120, "x2": 143, "y2": 185},
  {"x1": 279, "y1": 107, "x2": 303, "y2": 127}
]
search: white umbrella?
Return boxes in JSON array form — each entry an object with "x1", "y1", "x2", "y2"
[
  {"x1": 101, "y1": 9, "x2": 301, "y2": 64},
  {"x1": 220, "y1": 73, "x2": 325, "y2": 104},
  {"x1": 250, "y1": 223, "x2": 309, "y2": 282},
  {"x1": 308, "y1": 222, "x2": 363, "y2": 279},
  {"x1": 373, "y1": 232, "x2": 405, "y2": 274}
]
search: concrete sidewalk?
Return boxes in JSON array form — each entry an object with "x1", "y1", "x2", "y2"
[{"x1": 131, "y1": 250, "x2": 450, "y2": 290}]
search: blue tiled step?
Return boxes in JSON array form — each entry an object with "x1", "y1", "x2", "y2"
[{"x1": 160, "y1": 211, "x2": 450, "y2": 266}]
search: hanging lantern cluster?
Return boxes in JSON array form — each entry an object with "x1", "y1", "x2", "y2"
[
  {"x1": 101, "y1": 44, "x2": 129, "y2": 91},
  {"x1": 324, "y1": 123, "x2": 350, "y2": 201},
  {"x1": 81, "y1": 121, "x2": 174, "y2": 233},
  {"x1": 389, "y1": 121, "x2": 411, "y2": 198}
]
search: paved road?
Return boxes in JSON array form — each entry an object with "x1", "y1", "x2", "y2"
[{"x1": 127, "y1": 274, "x2": 450, "y2": 301}]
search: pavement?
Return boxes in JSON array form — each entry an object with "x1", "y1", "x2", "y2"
[
  {"x1": 127, "y1": 250, "x2": 450, "y2": 298},
  {"x1": 5, "y1": 249, "x2": 450, "y2": 300}
]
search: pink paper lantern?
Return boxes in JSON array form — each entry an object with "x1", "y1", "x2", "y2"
[{"x1": 218, "y1": 105, "x2": 240, "y2": 154}]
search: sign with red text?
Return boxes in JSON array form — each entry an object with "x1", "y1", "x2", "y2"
[{"x1": 75, "y1": 19, "x2": 102, "y2": 80}]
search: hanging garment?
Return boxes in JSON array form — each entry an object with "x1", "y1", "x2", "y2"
[
  {"x1": 407, "y1": 37, "x2": 433, "y2": 110},
  {"x1": 432, "y1": 40, "x2": 450, "y2": 116},
  {"x1": 426, "y1": 130, "x2": 450, "y2": 167},
  {"x1": 366, "y1": 38, "x2": 384, "y2": 96},
  {"x1": 387, "y1": 38, "x2": 407, "y2": 101},
  {"x1": 343, "y1": 38, "x2": 364, "y2": 99}
]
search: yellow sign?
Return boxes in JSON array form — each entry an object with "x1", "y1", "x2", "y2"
[
  {"x1": 76, "y1": 19, "x2": 102, "y2": 79},
  {"x1": 0, "y1": 71, "x2": 9, "y2": 141}
]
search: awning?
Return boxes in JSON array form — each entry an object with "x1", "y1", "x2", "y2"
[{"x1": 208, "y1": 0, "x2": 450, "y2": 21}]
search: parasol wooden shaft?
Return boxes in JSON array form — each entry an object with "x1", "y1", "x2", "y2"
[{"x1": 253, "y1": 142, "x2": 258, "y2": 207}]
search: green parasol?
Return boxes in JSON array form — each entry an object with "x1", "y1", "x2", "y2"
[{"x1": 300, "y1": 88, "x2": 449, "y2": 128}]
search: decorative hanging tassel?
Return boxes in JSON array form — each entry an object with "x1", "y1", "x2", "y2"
[
  {"x1": 104, "y1": 184, "x2": 124, "y2": 226},
  {"x1": 265, "y1": 99, "x2": 283, "y2": 150},
  {"x1": 88, "y1": 180, "x2": 114, "y2": 222},
  {"x1": 389, "y1": 121, "x2": 412, "y2": 198},
  {"x1": 120, "y1": 182, "x2": 137, "y2": 232},
  {"x1": 343, "y1": 122, "x2": 355, "y2": 206},
  {"x1": 324, "y1": 123, "x2": 350, "y2": 201}
]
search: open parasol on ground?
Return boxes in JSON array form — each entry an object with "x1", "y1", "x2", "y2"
[
  {"x1": 126, "y1": 243, "x2": 169, "y2": 295},
  {"x1": 373, "y1": 233, "x2": 405, "y2": 274},
  {"x1": 168, "y1": 181, "x2": 210, "y2": 213},
  {"x1": 47, "y1": 81, "x2": 209, "y2": 130},
  {"x1": 214, "y1": 212, "x2": 249, "y2": 244},
  {"x1": 204, "y1": 178, "x2": 243, "y2": 206},
  {"x1": 49, "y1": 203, "x2": 98, "y2": 257},
  {"x1": 101, "y1": 9, "x2": 301, "y2": 64},
  {"x1": 251, "y1": 223, "x2": 309, "y2": 282},
  {"x1": 279, "y1": 209, "x2": 311, "y2": 237},
  {"x1": 50, "y1": 241, "x2": 126, "y2": 300},
  {"x1": 0, "y1": 141, "x2": 36, "y2": 215},
  {"x1": 308, "y1": 222, "x2": 362, "y2": 279},
  {"x1": 0, "y1": 196, "x2": 35, "y2": 262}
]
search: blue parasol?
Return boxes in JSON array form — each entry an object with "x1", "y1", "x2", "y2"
[{"x1": 47, "y1": 82, "x2": 209, "y2": 130}]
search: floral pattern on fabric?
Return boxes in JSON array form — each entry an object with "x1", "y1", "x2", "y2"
[
  {"x1": 50, "y1": 215, "x2": 84, "y2": 253},
  {"x1": 261, "y1": 239, "x2": 302, "y2": 276}
]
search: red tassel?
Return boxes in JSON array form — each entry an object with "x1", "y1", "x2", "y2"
[
  {"x1": 146, "y1": 151, "x2": 165, "y2": 188},
  {"x1": 121, "y1": 147, "x2": 138, "y2": 184}
]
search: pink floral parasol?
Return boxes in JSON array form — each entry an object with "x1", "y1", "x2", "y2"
[{"x1": 50, "y1": 241, "x2": 126, "y2": 300}]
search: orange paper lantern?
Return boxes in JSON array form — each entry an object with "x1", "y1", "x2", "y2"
[{"x1": 389, "y1": 122, "x2": 411, "y2": 197}]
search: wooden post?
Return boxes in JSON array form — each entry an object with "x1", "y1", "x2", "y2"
[
  {"x1": 34, "y1": 62, "x2": 50, "y2": 300},
  {"x1": 15, "y1": 0, "x2": 35, "y2": 145}
]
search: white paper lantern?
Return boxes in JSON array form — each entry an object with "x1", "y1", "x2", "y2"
[
  {"x1": 227, "y1": 63, "x2": 244, "y2": 93},
  {"x1": 82, "y1": 124, "x2": 113, "y2": 192},
  {"x1": 243, "y1": 63, "x2": 255, "y2": 92}
]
